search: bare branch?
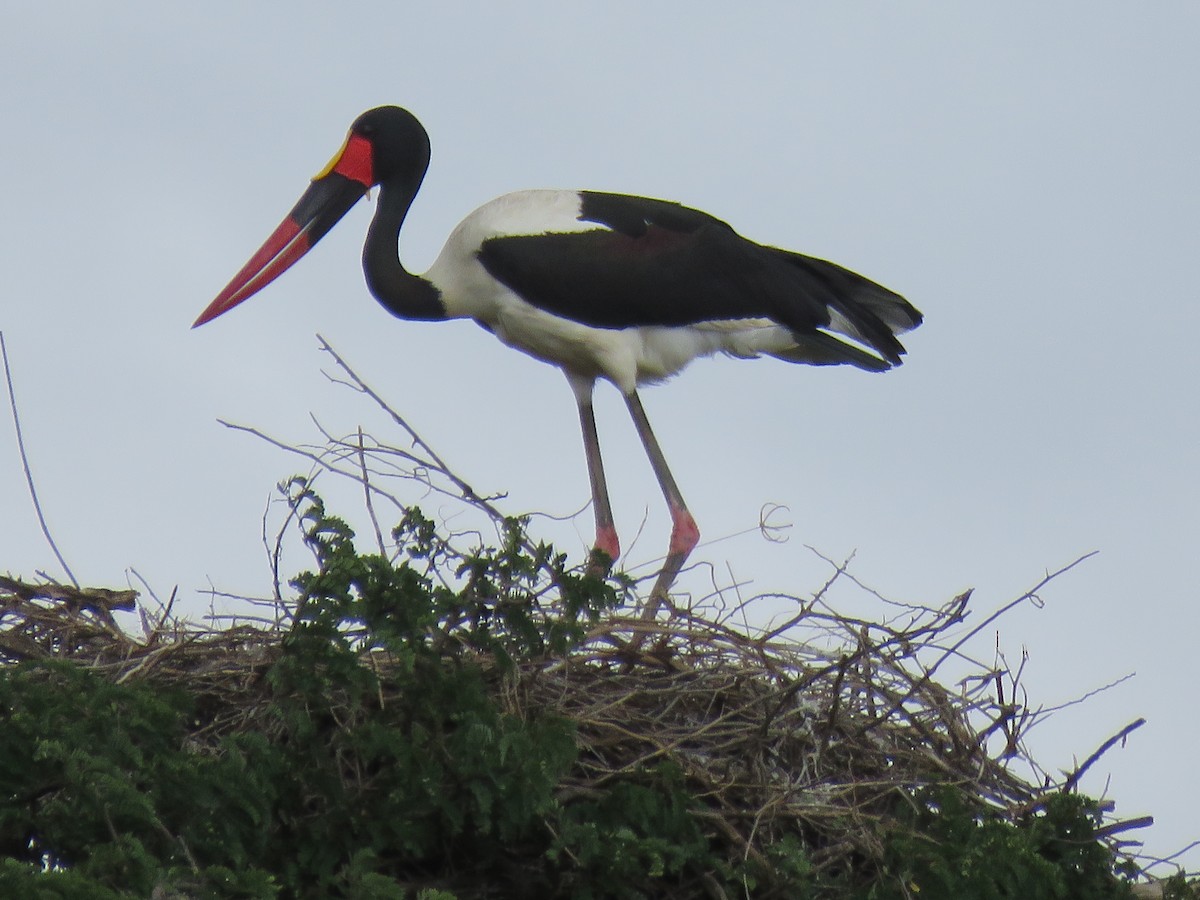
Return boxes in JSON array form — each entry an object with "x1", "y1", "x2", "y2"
[
  {"x1": 1061, "y1": 718, "x2": 1147, "y2": 796},
  {"x1": 1, "y1": 331, "x2": 79, "y2": 587}
]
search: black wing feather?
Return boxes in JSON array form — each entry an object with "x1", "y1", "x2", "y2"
[{"x1": 476, "y1": 191, "x2": 920, "y2": 365}]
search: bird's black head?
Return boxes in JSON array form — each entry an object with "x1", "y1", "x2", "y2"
[
  {"x1": 192, "y1": 105, "x2": 434, "y2": 328},
  {"x1": 347, "y1": 106, "x2": 431, "y2": 187}
]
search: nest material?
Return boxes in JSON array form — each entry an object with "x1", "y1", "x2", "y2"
[
  {"x1": 0, "y1": 565, "x2": 1143, "y2": 887},
  {"x1": 521, "y1": 587, "x2": 1041, "y2": 876}
]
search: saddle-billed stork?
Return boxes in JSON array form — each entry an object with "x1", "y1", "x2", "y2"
[{"x1": 194, "y1": 105, "x2": 922, "y2": 623}]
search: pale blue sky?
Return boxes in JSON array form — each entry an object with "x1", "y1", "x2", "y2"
[{"x1": 2, "y1": 1, "x2": 1197, "y2": 872}]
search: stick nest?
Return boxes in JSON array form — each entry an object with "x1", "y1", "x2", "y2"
[
  {"x1": 0, "y1": 339, "x2": 1155, "y2": 892},
  {"x1": 0, "y1": 560, "x2": 1143, "y2": 889}
]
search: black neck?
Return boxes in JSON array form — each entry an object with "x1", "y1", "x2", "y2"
[{"x1": 362, "y1": 173, "x2": 445, "y2": 321}]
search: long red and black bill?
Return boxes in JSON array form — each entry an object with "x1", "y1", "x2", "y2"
[{"x1": 193, "y1": 132, "x2": 375, "y2": 328}]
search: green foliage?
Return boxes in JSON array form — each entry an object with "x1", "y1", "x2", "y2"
[
  {"x1": 0, "y1": 661, "x2": 279, "y2": 897},
  {"x1": 547, "y1": 765, "x2": 711, "y2": 898},
  {"x1": 868, "y1": 786, "x2": 1135, "y2": 900},
  {"x1": 1163, "y1": 874, "x2": 1200, "y2": 900},
  {"x1": 282, "y1": 477, "x2": 617, "y2": 671},
  {"x1": 0, "y1": 483, "x2": 1156, "y2": 898}
]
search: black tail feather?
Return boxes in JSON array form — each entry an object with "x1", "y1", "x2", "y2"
[
  {"x1": 771, "y1": 331, "x2": 894, "y2": 372},
  {"x1": 770, "y1": 249, "x2": 922, "y2": 366}
]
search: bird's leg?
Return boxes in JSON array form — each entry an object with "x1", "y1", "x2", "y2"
[
  {"x1": 624, "y1": 391, "x2": 700, "y2": 633},
  {"x1": 575, "y1": 388, "x2": 620, "y2": 571}
]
